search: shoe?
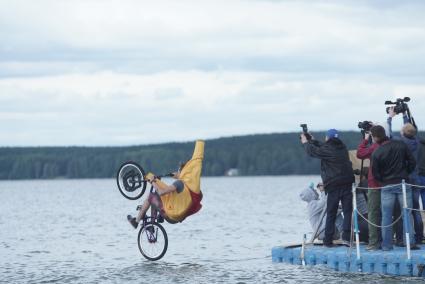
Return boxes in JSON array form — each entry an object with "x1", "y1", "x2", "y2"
[
  {"x1": 410, "y1": 245, "x2": 421, "y2": 250},
  {"x1": 324, "y1": 243, "x2": 335, "y2": 248},
  {"x1": 366, "y1": 244, "x2": 380, "y2": 251},
  {"x1": 395, "y1": 241, "x2": 405, "y2": 247},
  {"x1": 381, "y1": 246, "x2": 393, "y2": 251},
  {"x1": 127, "y1": 215, "x2": 138, "y2": 229},
  {"x1": 341, "y1": 240, "x2": 350, "y2": 246}
]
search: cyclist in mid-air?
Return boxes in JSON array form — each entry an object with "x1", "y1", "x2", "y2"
[{"x1": 127, "y1": 140, "x2": 204, "y2": 227}]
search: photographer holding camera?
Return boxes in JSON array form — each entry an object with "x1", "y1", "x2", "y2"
[
  {"x1": 370, "y1": 124, "x2": 418, "y2": 250},
  {"x1": 301, "y1": 128, "x2": 355, "y2": 247},
  {"x1": 356, "y1": 122, "x2": 384, "y2": 250},
  {"x1": 387, "y1": 103, "x2": 423, "y2": 244}
]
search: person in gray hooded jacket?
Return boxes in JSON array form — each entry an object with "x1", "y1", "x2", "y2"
[
  {"x1": 300, "y1": 182, "x2": 343, "y2": 241},
  {"x1": 300, "y1": 182, "x2": 369, "y2": 243}
]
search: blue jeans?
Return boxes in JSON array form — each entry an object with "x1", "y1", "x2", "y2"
[
  {"x1": 381, "y1": 184, "x2": 415, "y2": 250},
  {"x1": 412, "y1": 184, "x2": 424, "y2": 243},
  {"x1": 418, "y1": 175, "x2": 425, "y2": 209}
]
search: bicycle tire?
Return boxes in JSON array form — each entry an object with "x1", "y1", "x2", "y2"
[
  {"x1": 116, "y1": 161, "x2": 147, "y2": 200},
  {"x1": 138, "y1": 222, "x2": 168, "y2": 261}
]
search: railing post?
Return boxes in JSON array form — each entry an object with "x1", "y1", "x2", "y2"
[
  {"x1": 352, "y1": 183, "x2": 361, "y2": 269},
  {"x1": 402, "y1": 179, "x2": 411, "y2": 260},
  {"x1": 301, "y1": 233, "x2": 306, "y2": 266}
]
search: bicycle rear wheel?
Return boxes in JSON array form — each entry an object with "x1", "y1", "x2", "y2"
[
  {"x1": 116, "y1": 161, "x2": 147, "y2": 200},
  {"x1": 138, "y1": 222, "x2": 168, "y2": 261}
]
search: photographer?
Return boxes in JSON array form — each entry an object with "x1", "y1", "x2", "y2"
[
  {"x1": 387, "y1": 106, "x2": 423, "y2": 244},
  {"x1": 301, "y1": 129, "x2": 355, "y2": 247},
  {"x1": 370, "y1": 125, "x2": 418, "y2": 250},
  {"x1": 356, "y1": 123, "x2": 383, "y2": 250}
]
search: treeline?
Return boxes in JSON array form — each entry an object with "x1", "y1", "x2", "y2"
[{"x1": 0, "y1": 131, "x2": 422, "y2": 180}]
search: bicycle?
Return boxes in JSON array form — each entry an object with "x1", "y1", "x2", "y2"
[{"x1": 116, "y1": 161, "x2": 171, "y2": 261}]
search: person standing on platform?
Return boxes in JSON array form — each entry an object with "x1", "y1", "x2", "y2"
[
  {"x1": 301, "y1": 129, "x2": 355, "y2": 247},
  {"x1": 371, "y1": 125, "x2": 419, "y2": 250}
]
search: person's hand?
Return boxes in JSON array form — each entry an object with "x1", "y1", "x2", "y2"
[
  {"x1": 388, "y1": 106, "x2": 396, "y2": 118},
  {"x1": 145, "y1": 172, "x2": 155, "y2": 183},
  {"x1": 300, "y1": 133, "x2": 308, "y2": 144},
  {"x1": 364, "y1": 132, "x2": 371, "y2": 141}
]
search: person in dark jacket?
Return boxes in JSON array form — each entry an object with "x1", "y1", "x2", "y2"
[
  {"x1": 387, "y1": 107, "x2": 423, "y2": 244},
  {"x1": 301, "y1": 129, "x2": 355, "y2": 247},
  {"x1": 371, "y1": 125, "x2": 418, "y2": 250}
]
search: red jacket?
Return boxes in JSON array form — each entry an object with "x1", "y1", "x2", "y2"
[{"x1": 357, "y1": 139, "x2": 381, "y2": 189}]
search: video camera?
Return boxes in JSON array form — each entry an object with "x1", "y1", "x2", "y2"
[
  {"x1": 385, "y1": 96, "x2": 417, "y2": 129},
  {"x1": 358, "y1": 121, "x2": 373, "y2": 132},
  {"x1": 300, "y1": 123, "x2": 312, "y2": 141},
  {"x1": 385, "y1": 97, "x2": 410, "y2": 115}
]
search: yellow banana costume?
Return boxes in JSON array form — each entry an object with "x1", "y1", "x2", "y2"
[{"x1": 154, "y1": 140, "x2": 204, "y2": 222}]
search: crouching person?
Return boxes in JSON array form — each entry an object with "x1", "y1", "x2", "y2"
[{"x1": 300, "y1": 182, "x2": 343, "y2": 241}]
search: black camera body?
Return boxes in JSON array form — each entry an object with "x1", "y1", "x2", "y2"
[
  {"x1": 300, "y1": 123, "x2": 312, "y2": 140},
  {"x1": 358, "y1": 121, "x2": 373, "y2": 132},
  {"x1": 385, "y1": 97, "x2": 410, "y2": 115}
]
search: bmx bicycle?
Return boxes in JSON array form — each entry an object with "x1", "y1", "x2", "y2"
[{"x1": 116, "y1": 161, "x2": 171, "y2": 261}]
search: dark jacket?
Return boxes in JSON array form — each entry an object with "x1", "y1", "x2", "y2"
[
  {"x1": 371, "y1": 139, "x2": 416, "y2": 185},
  {"x1": 304, "y1": 138, "x2": 355, "y2": 192},
  {"x1": 419, "y1": 139, "x2": 425, "y2": 176}
]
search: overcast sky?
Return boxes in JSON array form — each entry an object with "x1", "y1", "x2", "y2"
[{"x1": 1, "y1": 0, "x2": 425, "y2": 146}]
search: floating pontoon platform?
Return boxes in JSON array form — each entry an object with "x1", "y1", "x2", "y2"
[{"x1": 272, "y1": 243, "x2": 425, "y2": 277}]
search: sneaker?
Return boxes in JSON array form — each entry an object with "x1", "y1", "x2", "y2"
[
  {"x1": 127, "y1": 215, "x2": 138, "y2": 229},
  {"x1": 411, "y1": 245, "x2": 421, "y2": 250},
  {"x1": 341, "y1": 240, "x2": 350, "y2": 246},
  {"x1": 324, "y1": 243, "x2": 335, "y2": 248},
  {"x1": 381, "y1": 246, "x2": 393, "y2": 251},
  {"x1": 395, "y1": 240, "x2": 405, "y2": 247}
]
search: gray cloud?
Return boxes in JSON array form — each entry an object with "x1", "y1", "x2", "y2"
[{"x1": 1, "y1": 0, "x2": 425, "y2": 145}]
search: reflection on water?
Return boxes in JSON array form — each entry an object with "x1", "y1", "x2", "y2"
[{"x1": 0, "y1": 177, "x2": 422, "y2": 283}]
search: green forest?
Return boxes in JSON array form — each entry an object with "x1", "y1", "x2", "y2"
[{"x1": 0, "y1": 131, "x2": 422, "y2": 180}]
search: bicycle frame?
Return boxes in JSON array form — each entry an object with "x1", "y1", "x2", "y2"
[{"x1": 140, "y1": 184, "x2": 164, "y2": 226}]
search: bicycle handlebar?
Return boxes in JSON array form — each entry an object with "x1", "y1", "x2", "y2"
[{"x1": 143, "y1": 172, "x2": 175, "y2": 182}]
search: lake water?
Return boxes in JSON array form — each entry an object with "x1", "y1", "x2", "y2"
[{"x1": 0, "y1": 177, "x2": 422, "y2": 283}]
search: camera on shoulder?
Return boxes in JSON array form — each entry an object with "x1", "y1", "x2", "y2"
[{"x1": 385, "y1": 97, "x2": 410, "y2": 115}]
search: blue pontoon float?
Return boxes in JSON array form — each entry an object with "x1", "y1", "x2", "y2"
[{"x1": 272, "y1": 181, "x2": 425, "y2": 278}]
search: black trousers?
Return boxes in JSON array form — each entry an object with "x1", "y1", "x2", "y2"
[{"x1": 324, "y1": 186, "x2": 353, "y2": 245}]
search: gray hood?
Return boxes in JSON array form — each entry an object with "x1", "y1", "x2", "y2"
[{"x1": 300, "y1": 185, "x2": 319, "y2": 202}]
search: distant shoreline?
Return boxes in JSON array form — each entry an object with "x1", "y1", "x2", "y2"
[{"x1": 0, "y1": 131, "x2": 422, "y2": 180}]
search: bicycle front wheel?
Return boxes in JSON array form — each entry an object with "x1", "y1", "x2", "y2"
[
  {"x1": 138, "y1": 223, "x2": 168, "y2": 261},
  {"x1": 116, "y1": 161, "x2": 147, "y2": 200}
]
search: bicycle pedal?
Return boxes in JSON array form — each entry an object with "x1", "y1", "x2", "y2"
[{"x1": 157, "y1": 215, "x2": 164, "y2": 223}]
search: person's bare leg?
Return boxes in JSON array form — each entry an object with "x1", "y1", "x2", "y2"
[{"x1": 136, "y1": 199, "x2": 150, "y2": 223}]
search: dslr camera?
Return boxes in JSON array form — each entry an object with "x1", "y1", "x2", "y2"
[
  {"x1": 385, "y1": 97, "x2": 410, "y2": 115},
  {"x1": 300, "y1": 123, "x2": 312, "y2": 141},
  {"x1": 358, "y1": 121, "x2": 373, "y2": 132}
]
